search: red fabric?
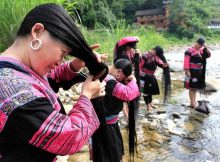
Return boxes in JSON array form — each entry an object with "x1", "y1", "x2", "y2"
[
  {"x1": 141, "y1": 68, "x2": 155, "y2": 75},
  {"x1": 184, "y1": 55, "x2": 190, "y2": 70},
  {"x1": 117, "y1": 36, "x2": 139, "y2": 47},
  {"x1": 189, "y1": 63, "x2": 202, "y2": 69},
  {"x1": 29, "y1": 95, "x2": 100, "y2": 155},
  {"x1": 48, "y1": 62, "x2": 79, "y2": 83}
]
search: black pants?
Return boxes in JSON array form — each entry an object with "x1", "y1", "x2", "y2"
[{"x1": 143, "y1": 95, "x2": 152, "y2": 105}]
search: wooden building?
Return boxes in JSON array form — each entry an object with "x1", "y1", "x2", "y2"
[
  {"x1": 209, "y1": 19, "x2": 220, "y2": 29},
  {"x1": 135, "y1": 0, "x2": 172, "y2": 30}
]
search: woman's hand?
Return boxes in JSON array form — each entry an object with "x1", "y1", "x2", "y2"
[
  {"x1": 125, "y1": 75, "x2": 136, "y2": 84},
  {"x1": 185, "y1": 70, "x2": 191, "y2": 77},
  {"x1": 81, "y1": 75, "x2": 106, "y2": 99},
  {"x1": 69, "y1": 44, "x2": 108, "y2": 72},
  {"x1": 163, "y1": 63, "x2": 169, "y2": 68}
]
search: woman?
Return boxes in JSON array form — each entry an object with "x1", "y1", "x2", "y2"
[
  {"x1": 92, "y1": 59, "x2": 140, "y2": 162},
  {"x1": 140, "y1": 46, "x2": 170, "y2": 110},
  {"x1": 0, "y1": 3, "x2": 107, "y2": 162},
  {"x1": 184, "y1": 38, "x2": 211, "y2": 108},
  {"x1": 113, "y1": 36, "x2": 140, "y2": 118}
]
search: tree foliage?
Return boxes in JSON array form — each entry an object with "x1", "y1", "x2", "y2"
[{"x1": 168, "y1": 0, "x2": 217, "y2": 38}]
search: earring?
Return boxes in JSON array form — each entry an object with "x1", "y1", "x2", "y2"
[{"x1": 30, "y1": 39, "x2": 42, "y2": 50}]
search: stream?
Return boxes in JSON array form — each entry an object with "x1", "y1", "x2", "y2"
[{"x1": 66, "y1": 48, "x2": 220, "y2": 162}]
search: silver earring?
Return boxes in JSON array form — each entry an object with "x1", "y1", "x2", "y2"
[{"x1": 30, "y1": 39, "x2": 42, "y2": 50}]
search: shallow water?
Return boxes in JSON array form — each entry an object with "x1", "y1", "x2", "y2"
[
  {"x1": 132, "y1": 49, "x2": 220, "y2": 162},
  {"x1": 68, "y1": 49, "x2": 220, "y2": 162}
]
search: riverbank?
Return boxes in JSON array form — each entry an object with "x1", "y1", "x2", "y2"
[{"x1": 62, "y1": 45, "x2": 220, "y2": 162}]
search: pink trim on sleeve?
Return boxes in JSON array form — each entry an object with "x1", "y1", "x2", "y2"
[
  {"x1": 184, "y1": 55, "x2": 190, "y2": 70},
  {"x1": 112, "y1": 80, "x2": 140, "y2": 101},
  {"x1": 29, "y1": 95, "x2": 99, "y2": 155},
  {"x1": 48, "y1": 62, "x2": 79, "y2": 83}
]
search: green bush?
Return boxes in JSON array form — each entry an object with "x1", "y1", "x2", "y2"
[{"x1": 0, "y1": 0, "x2": 64, "y2": 52}]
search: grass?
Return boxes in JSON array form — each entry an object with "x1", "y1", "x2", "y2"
[
  {"x1": 1, "y1": 0, "x2": 220, "y2": 59},
  {"x1": 0, "y1": 0, "x2": 65, "y2": 52},
  {"x1": 81, "y1": 22, "x2": 220, "y2": 62}
]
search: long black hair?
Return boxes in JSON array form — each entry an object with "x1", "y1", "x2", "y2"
[
  {"x1": 114, "y1": 38, "x2": 140, "y2": 161},
  {"x1": 17, "y1": 4, "x2": 109, "y2": 161},
  {"x1": 154, "y1": 46, "x2": 171, "y2": 104},
  {"x1": 17, "y1": 3, "x2": 108, "y2": 80}
]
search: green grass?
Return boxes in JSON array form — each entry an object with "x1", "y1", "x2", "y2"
[
  {"x1": 0, "y1": 0, "x2": 65, "y2": 52},
  {"x1": 1, "y1": 0, "x2": 220, "y2": 59},
  {"x1": 81, "y1": 22, "x2": 220, "y2": 62}
]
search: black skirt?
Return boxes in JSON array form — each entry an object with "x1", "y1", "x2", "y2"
[
  {"x1": 92, "y1": 122, "x2": 124, "y2": 162},
  {"x1": 141, "y1": 74, "x2": 160, "y2": 95}
]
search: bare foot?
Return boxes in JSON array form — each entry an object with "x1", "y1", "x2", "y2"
[
  {"x1": 147, "y1": 105, "x2": 153, "y2": 111},
  {"x1": 189, "y1": 104, "x2": 197, "y2": 109},
  {"x1": 151, "y1": 103, "x2": 158, "y2": 109}
]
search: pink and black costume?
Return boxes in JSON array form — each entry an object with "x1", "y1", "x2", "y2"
[
  {"x1": 140, "y1": 52, "x2": 166, "y2": 105},
  {"x1": 184, "y1": 47, "x2": 211, "y2": 89},
  {"x1": 92, "y1": 74, "x2": 140, "y2": 162},
  {"x1": 0, "y1": 57, "x2": 99, "y2": 162}
]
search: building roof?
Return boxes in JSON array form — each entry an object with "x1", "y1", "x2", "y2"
[{"x1": 135, "y1": 9, "x2": 164, "y2": 17}]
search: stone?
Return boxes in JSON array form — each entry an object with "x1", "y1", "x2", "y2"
[
  {"x1": 172, "y1": 112, "x2": 181, "y2": 119},
  {"x1": 57, "y1": 155, "x2": 69, "y2": 162},
  {"x1": 139, "y1": 118, "x2": 151, "y2": 128},
  {"x1": 169, "y1": 129, "x2": 185, "y2": 136},
  {"x1": 71, "y1": 95, "x2": 80, "y2": 101},
  {"x1": 157, "y1": 109, "x2": 167, "y2": 114}
]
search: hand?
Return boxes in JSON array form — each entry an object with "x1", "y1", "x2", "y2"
[
  {"x1": 163, "y1": 63, "x2": 169, "y2": 68},
  {"x1": 69, "y1": 58, "x2": 85, "y2": 72},
  {"x1": 69, "y1": 43, "x2": 108, "y2": 72},
  {"x1": 185, "y1": 70, "x2": 191, "y2": 77},
  {"x1": 81, "y1": 75, "x2": 106, "y2": 99},
  {"x1": 91, "y1": 44, "x2": 108, "y2": 62},
  {"x1": 135, "y1": 49, "x2": 141, "y2": 55},
  {"x1": 125, "y1": 75, "x2": 136, "y2": 84},
  {"x1": 203, "y1": 44, "x2": 208, "y2": 48}
]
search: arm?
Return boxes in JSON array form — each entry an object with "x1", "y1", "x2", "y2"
[
  {"x1": 184, "y1": 51, "x2": 191, "y2": 77},
  {"x1": 202, "y1": 46, "x2": 211, "y2": 59},
  {"x1": 155, "y1": 55, "x2": 166, "y2": 68},
  {"x1": 111, "y1": 79, "x2": 140, "y2": 101},
  {"x1": 184, "y1": 51, "x2": 191, "y2": 70},
  {"x1": 47, "y1": 62, "x2": 86, "y2": 92},
  {"x1": 5, "y1": 95, "x2": 99, "y2": 155},
  {"x1": 48, "y1": 62, "x2": 80, "y2": 83}
]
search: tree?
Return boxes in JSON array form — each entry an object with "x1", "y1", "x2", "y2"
[{"x1": 169, "y1": 0, "x2": 216, "y2": 38}]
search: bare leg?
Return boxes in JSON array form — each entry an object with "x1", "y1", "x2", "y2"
[
  {"x1": 193, "y1": 90, "x2": 198, "y2": 107},
  {"x1": 147, "y1": 104, "x2": 153, "y2": 110},
  {"x1": 189, "y1": 89, "x2": 197, "y2": 108},
  {"x1": 122, "y1": 102, "x2": 129, "y2": 121}
]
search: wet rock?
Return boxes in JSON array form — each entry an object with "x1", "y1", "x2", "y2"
[
  {"x1": 172, "y1": 112, "x2": 181, "y2": 119},
  {"x1": 151, "y1": 133, "x2": 168, "y2": 144},
  {"x1": 205, "y1": 77, "x2": 220, "y2": 92},
  {"x1": 168, "y1": 60, "x2": 183, "y2": 72},
  {"x1": 68, "y1": 152, "x2": 89, "y2": 162},
  {"x1": 64, "y1": 104, "x2": 73, "y2": 114},
  {"x1": 152, "y1": 99, "x2": 160, "y2": 105},
  {"x1": 149, "y1": 120, "x2": 160, "y2": 130},
  {"x1": 71, "y1": 95, "x2": 80, "y2": 101},
  {"x1": 195, "y1": 150, "x2": 213, "y2": 161},
  {"x1": 139, "y1": 119, "x2": 151, "y2": 128},
  {"x1": 157, "y1": 109, "x2": 167, "y2": 114},
  {"x1": 149, "y1": 114, "x2": 168, "y2": 120},
  {"x1": 149, "y1": 141, "x2": 161, "y2": 148},
  {"x1": 169, "y1": 129, "x2": 185, "y2": 136},
  {"x1": 57, "y1": 155, "x2": 69, "y2": 162},
  {"x1": 166, "y1": 119, "x2": 176, "y2": 131}
]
